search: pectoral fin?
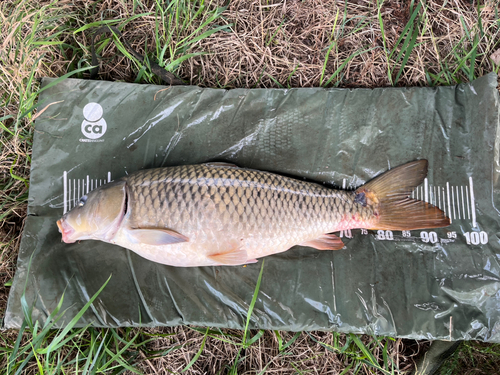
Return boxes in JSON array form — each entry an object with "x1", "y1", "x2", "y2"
[
  {"x1": 300, "y1": 234, "x2": 344, "y2": 250},
  {"x1": 127, "y1": 228, "x2": 189, "y2": 245},
  {"x1": 208, "y1": 247, "x2": 249, "y2": 265}
]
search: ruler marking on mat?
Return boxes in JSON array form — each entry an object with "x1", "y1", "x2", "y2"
[
  {"x1": 414, "y1": 181, "x2": 476, "y2": 226},
  {"x1": 442, "y1": 186, "x2": 447, "y2": 215},
  {"x1": 424, "y1": 178, "x2": 428, "y2": 203},
  {"x1": 470, "y1": 177, "x2": 476, "y2": 228},
  {"x1": 63, "y1": 171, "x2": 68, "y2": 214},
  {"x1": 452, "y1": 186, "x2": 456, "y2": 220},
  {"x1": 62, "y1": 172, "x2": 112, "y2": 214},
  {"x1": 466, "y1": 186, "x2": 470, "y2": 220},
  {"x1": 446, "y1": 182, "x2": 453, "y2": 223},
  {"x1": 437, "y1": 186, "x2": 441, "y2": 210},
  {"x1": 69, "y1": 178, "x2": 72, "y2": 211}
]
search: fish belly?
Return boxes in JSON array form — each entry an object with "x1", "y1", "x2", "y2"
[{"x1": 113, "y1": 224, "x2": 313, "y2": 267}]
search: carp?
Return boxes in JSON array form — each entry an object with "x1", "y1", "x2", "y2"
[{"x1": 57, "y1": 160, "x2": 450, "y2": 267}]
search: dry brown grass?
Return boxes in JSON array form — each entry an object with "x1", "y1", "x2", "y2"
[
  {"x1": 1, "y1": 0, "x2": 499, "y2": 373},
  {"x1": 134, "y1": 327, "x2": 429, "y2": 374},
  {"x1": 28, "y1": 0, "x2": 497, "y2": 89},
  {"x1": 76, "y1": 0, "x2": 500, "y2": 88}
]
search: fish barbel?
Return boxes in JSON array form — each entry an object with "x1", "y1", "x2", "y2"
[{"x1": 57, "y1": 160, "x2": 450, "y2": 267}]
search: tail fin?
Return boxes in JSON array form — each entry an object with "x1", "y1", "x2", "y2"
[{"x1": 355, "y1": 160, "x2": 451, "y2": 230}]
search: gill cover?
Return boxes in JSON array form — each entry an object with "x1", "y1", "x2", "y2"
[{"x1": 57, "y1": 180, "x2": 127, "y2": 243}]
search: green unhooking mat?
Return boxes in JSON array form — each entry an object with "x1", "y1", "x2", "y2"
[{"x1": 4, "y1": 74, "x2": 500, "y2": 342}]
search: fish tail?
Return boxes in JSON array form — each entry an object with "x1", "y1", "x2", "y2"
[{"x1": 355, "y1": 160, "x2": 450, "y2": 230}]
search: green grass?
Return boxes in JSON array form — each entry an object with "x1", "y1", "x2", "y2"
[
  {"x1": 438, "y1": 341, "x2": 500, "y2": 375},
  {"x1": 2, "y1": 305, "x2": 182, "y2": 373},
  {"x1": 422, "y1": 2, "x2": 500, "y2": 86},
  {"x1": 2, "y1": 0, "x2": 500, "y2": 374}
]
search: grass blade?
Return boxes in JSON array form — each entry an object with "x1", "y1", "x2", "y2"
[
  {"x1": 388, "y1": 1, "x2": 422, "y2": 61},
  {"x1": 280, "y1": 331, "x2": 301, "y2": 352},
  {"x1": 320, "y1": 9, "x2": 340, "y2": 86},
  {"x1": 243, "y1": 260, "x2": 265, "y2": 346},
  {"x1": 182, "y1": 327, "x2": 209, "y2": 372},
  {"x1": 6, "y1": 319, "x2": 28, "y2": 373},
  {"x1": 377, "y1": 0, "x2": 392, "y2": 85},
  {"x1": 394, "y1": 22, "x2": 419, "y2": 84},
  {"x1": 37, "y1": 274, "x2": 112, "y2": 355},
  {"x1": 245, "y1": 329, "x2": 264, "y2": 346},
  {"x1": 322, "y1": 47, "x2": 377, "y2": 87}
]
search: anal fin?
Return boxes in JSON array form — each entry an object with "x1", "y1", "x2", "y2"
[
  {"x1": 208, "y1": 247, "x2": 248, "y2": 265},
  {"x1": 301, "y1": 234, "x2": 345, "y2": 251}
]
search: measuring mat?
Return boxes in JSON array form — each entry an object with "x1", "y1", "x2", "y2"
[{"x1": 4, "y1": 74, "x2": 500, "y2": 341}]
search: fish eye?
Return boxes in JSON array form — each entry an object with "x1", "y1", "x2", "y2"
[{"x1": 78, "y1": 195, "x2": 88, "y2": 207}]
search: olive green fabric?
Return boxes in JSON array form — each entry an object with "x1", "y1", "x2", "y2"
[{"x1": 4, "y1": 74, "x2": 500, "y2": 342}]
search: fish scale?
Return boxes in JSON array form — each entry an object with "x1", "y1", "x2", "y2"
[{"x1": 124, "y1": 164, "x2": 371, "y2": 263}]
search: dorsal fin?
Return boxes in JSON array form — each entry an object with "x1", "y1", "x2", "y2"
[{"x1": 203, "y1": 162, "x2": 239, "y2": 168}]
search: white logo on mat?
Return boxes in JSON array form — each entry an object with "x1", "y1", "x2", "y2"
[{"x1": 80, "y1": 103, "x2": 107, "y2": 142}]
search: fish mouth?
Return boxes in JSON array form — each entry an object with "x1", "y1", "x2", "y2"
[{"x1": 57, "y1": 219, "x2": 76, "y2": 243}]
